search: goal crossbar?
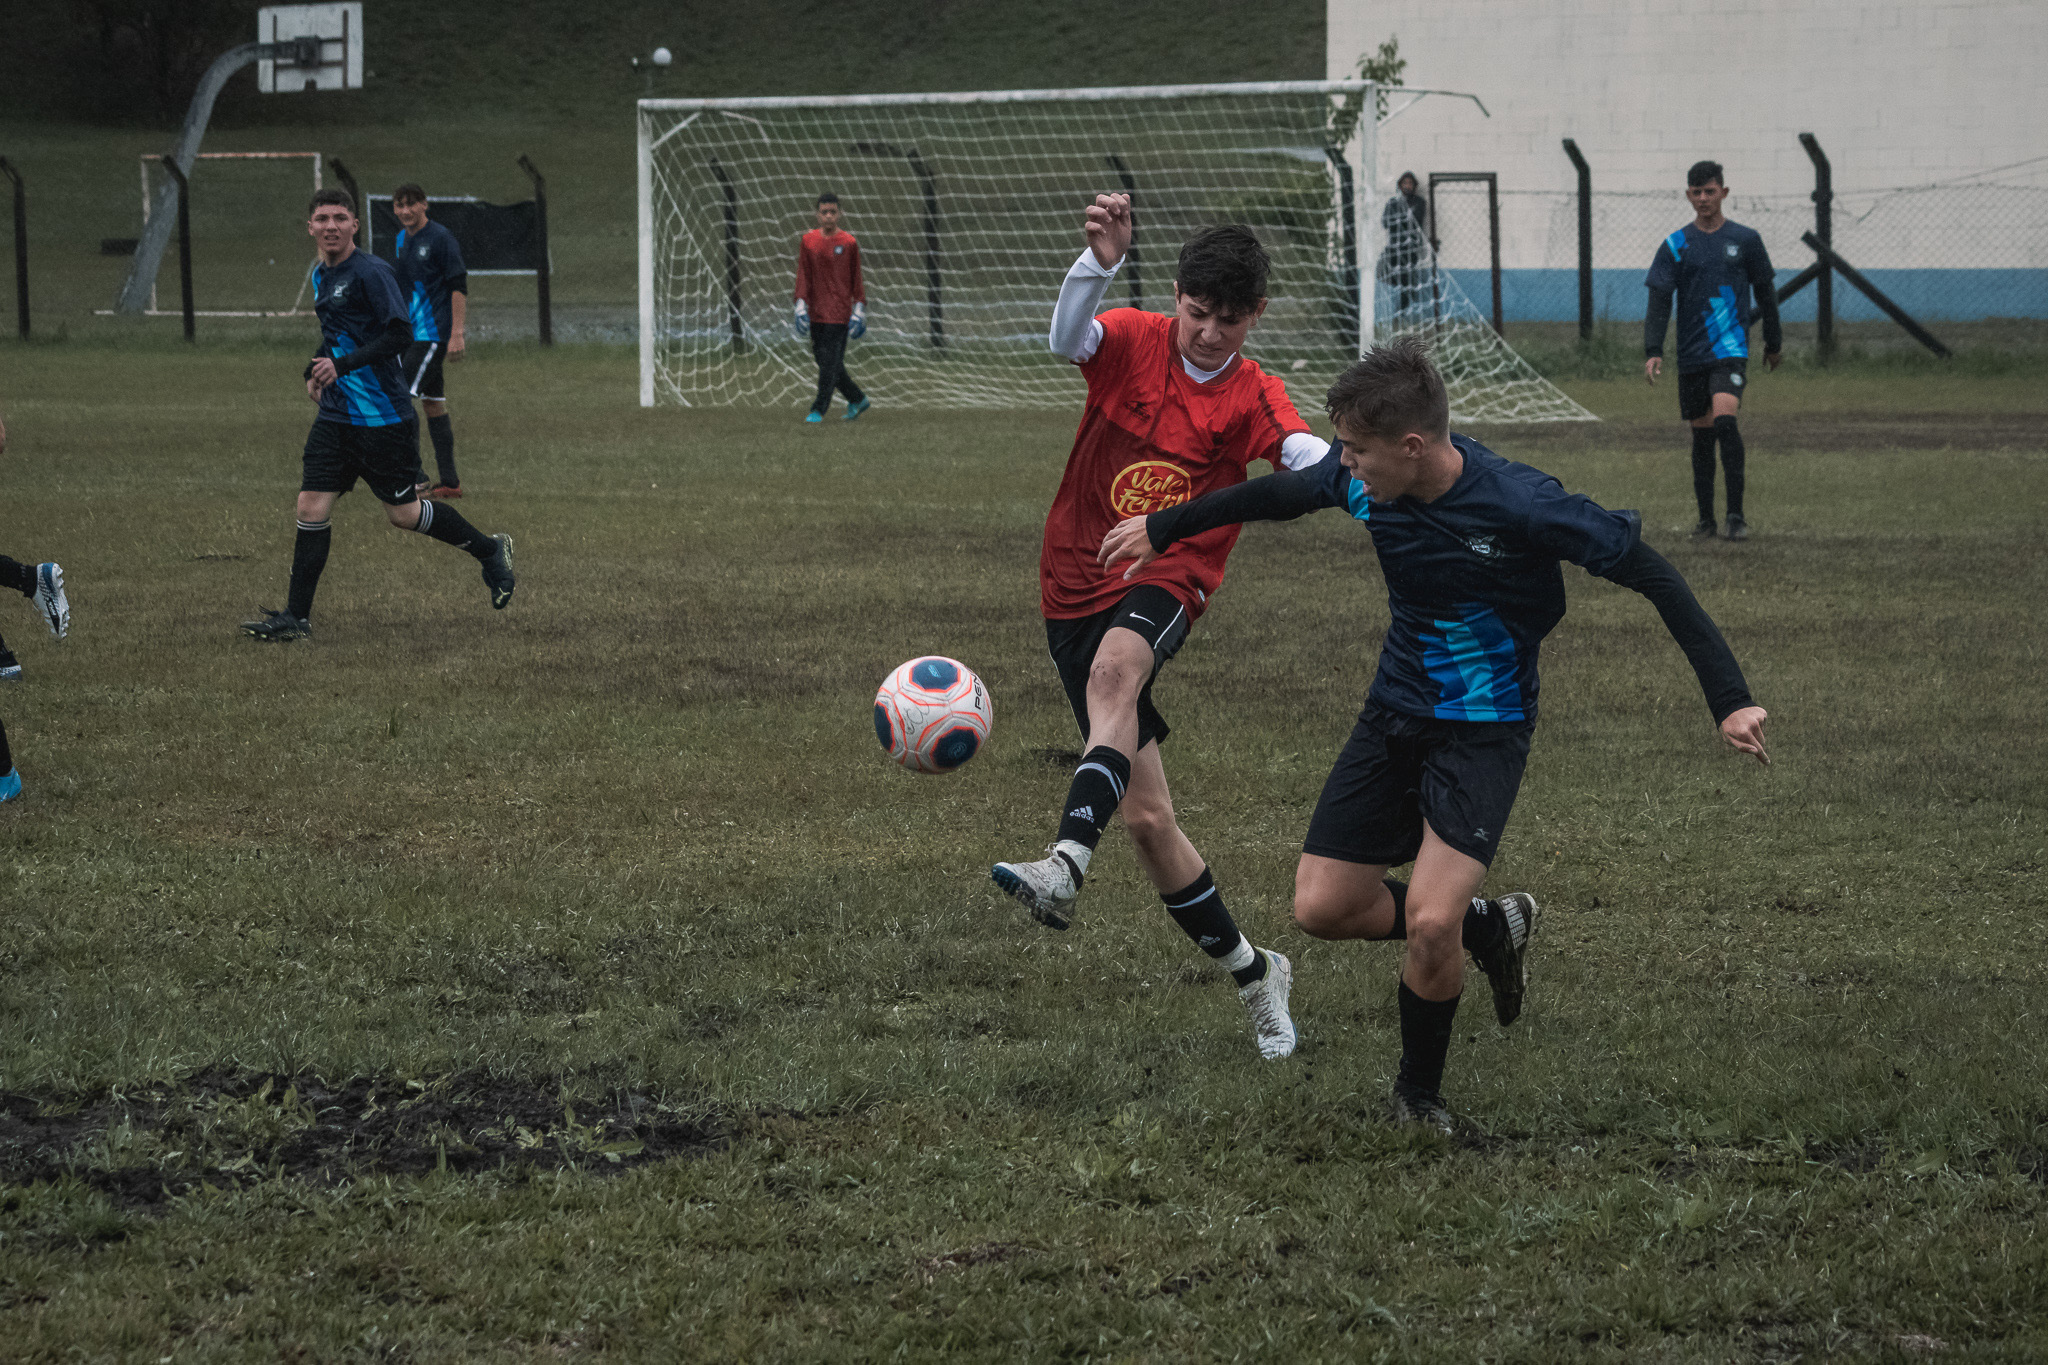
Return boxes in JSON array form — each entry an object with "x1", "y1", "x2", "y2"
[{"x1": 638, "y1": 80, "x2": 1376, "y2": 114}]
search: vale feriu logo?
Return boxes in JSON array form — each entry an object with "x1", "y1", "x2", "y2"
[{"x1": 1464, "y1": 534, "x2": 1501, "y2": 559}]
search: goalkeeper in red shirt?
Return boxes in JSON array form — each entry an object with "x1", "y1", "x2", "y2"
[
  {"x1": 792, "y1": 193, "x2": 870, "y2": 423},
  {"x1": 990, "y1": 193, "x2": 1329, "y2": 1060}
]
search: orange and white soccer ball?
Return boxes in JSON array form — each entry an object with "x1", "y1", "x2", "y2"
[{"x1": 873, "y1": 656, "x2": 993, "y2": 774}]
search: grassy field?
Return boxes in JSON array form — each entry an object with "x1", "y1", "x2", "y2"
[{"x1": 0, "y1": 335, "x2": 2044, "y2": 1360}]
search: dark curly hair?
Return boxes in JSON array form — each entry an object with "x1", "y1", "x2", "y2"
[{"x1": 1174, "y1": 224, "x2": 1270, "y2": 317}]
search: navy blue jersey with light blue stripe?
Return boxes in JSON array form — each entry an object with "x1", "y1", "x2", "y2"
[
  {"x1": 312, "y1": 249, "x2": 412, "y2": 427},
  {"x1": 1312, "y1": 436, "x2": 1640, "y2": 723},
  {"x1": 393, "y1": 219, "x2": 466, "y2": 344},
  {"x1": 1644, "y1": 220, "x2": 1777, "y2": 372}
]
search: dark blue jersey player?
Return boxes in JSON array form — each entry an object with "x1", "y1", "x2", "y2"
[
  {"x1": 1644, "y1": 159, "x2": 1783, "y2": 542},
  {"x1": 392, "y1": 183, "x2": 470, "y2": 497},
  {"x1": 1101, "y1": 337, "x2": 1772, "y2": 1133},
  {"x1": 241, "y1": 189, "x2": 514, "y2": 643}
]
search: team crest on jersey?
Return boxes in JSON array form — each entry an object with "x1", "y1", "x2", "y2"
[
  {"x1": 1108, "y1": 460, "x2": 1192, "y2": 517},
  {"x1": 417, "y1": 245, "x2": 430, "y2": 258},
  {"x1": 1465, "y1": 534, "x2": 1501, "y2": 559},
  {"x1": 834, "y1": 244, "x2": 844, "y2": 254},
  {"x1": 1726, "y1": 244, "x2": 1740, "y2": 258}
]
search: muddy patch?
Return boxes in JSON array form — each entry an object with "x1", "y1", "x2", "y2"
[{"x1": 0, "y1": 1068, "x2": 726, "y2": 1210}]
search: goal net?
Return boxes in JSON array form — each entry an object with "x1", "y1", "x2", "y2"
[
  {"x1": 138, "y1": 151, "x2": 325, "y2": 316},
  {"x1": 639, "y1": 82, "x2": 1592, "y2": 422}
]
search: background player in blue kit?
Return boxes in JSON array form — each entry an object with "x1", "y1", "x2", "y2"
[
  {"x1": 391, "y1": 184, "x2": 469, "y2": 499},
  {"x1": 1644, "y1": 160, "x2": 1782, "y2": 541},
  {"x1": 242, "y1": 190, "x2": 514, "y2": 643},
  {"x1": 1102, "y1": 337, "x2": 1771, "y2": 1132}
]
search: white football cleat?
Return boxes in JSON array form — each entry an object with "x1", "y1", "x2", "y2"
[
  {"x1": 990, "y1": 843, "x2": 1084, "y2": 930},
  {"x1": 33, "y1": 563, "x2": 67, "y2": 640},
  {"x1": 1238, "y1": 949, "x2": 1296, "y2": 1059}
]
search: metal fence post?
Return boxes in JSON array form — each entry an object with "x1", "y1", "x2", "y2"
[
  {"x1": 161, "y1": 157, "x2": 194, "y2": 341},
  {"x1": 708, "y1": 157, "x2": 744, "y2": 354},
  {"x1": 517, "y1": 155, "x2": 552, "y2": 345},
  {"x1": 329, "y1": 157, "x2": 362, "y2": 246},
  {"x1": 1105, "y1": 153, "x2": 1139, "y2": 307},
  {"x1": 0, "y1": 159, "x2": 26, "y2": 338},
  {"x1": 1562, "y1": 139, "x2": 1592, "y2": 341},
  {"x1": 1799, "y1": 133, "x2": 1833, "y2": 358},
  {"x1": 1486, "y1": 172, "x2": 1503, "y2": 337}
]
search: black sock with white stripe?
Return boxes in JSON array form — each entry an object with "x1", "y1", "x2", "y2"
[
  {"x1": 1054, "y1": 745, "x2": 1130, "y2": 859},
  {"x1": 0, "y1": 556, "x2": 34, "y2": 597},
  {"x1": 412, "y1": 499, "x2": 495, "y2": 558},
  {"x1": 1162, "y1": 866, "x2": 1266, "y2": 986},
  {"x1": 287, "y1": 520, "x2": 331, "y2": 622}
]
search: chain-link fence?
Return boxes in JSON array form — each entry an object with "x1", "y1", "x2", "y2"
[{"x1": 1368, "y1": 173, "x2": 2048, "y2": 345}]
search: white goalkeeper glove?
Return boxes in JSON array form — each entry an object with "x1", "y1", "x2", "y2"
[
  {"x1": 848, "y1": 302, "x2": 866, "y2": 340},
  {"x1": 793, "y1": 300, "x2": 809, "y2": 337}
]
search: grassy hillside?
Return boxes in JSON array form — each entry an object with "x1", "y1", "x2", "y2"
[{"x1": 0, "y1": 0, "x2": 1322, "y2": 333}]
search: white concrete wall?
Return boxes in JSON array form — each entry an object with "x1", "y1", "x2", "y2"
[{"x1": 1330, "y1": 0, "x2": 2048, "y2": 274}]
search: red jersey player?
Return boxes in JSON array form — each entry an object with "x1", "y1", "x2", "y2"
[
  {"x1": 991, "y1": 193, "x2": 1330, "y2": 1060},
  {"x1": 792, "y1": 192, "x2": 871, "y2": 424}
]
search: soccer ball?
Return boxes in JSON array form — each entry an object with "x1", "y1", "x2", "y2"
[{"x1": 873, "y1": 656, "x2": 993, "y2": 774}]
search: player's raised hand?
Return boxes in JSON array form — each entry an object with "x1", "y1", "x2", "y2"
[
  {"x1": 1098, "y1": 515, "x2": 1159, "y2": 579},
  {"x1": 1644, "y1": 356, "x2": 1662, "y2": 385},
  {"x1": 1084, "y1": 193, "x2": 1133, "y2": 271},
  {"x1": 1764, "y1": 349, "x2": 1782, "y2": 371},
  {"x1": 1719, "y1": 705, "x2": 1770, "y2": 765}
]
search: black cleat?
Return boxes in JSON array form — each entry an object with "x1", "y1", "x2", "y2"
[
  {"x1": 481, "y1": 534, "x2": 515, "y2": 609},
  {"x1": 1691, "y1": 518, "x2": 1718, "y2": 539},
  {"x1": 1389, "y1": 1084, "x2": 1454, "y2": 1136},
  {"x1": 0, "y1": 646, "x2": 19, "y2": 681},
  {"x1": 1724, "y1": 515, "x2": 1750, "y2": 542},
  {"x1": 242, "y1": 608, "x2": 311, "y2": 642},
  {"x1": 1471, "y1": 891, "x2": 1540, "y2": 1026}
]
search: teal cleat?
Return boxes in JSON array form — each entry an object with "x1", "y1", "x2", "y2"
[
  {"x1": 0, "y1": 767, "x2": 19, "y2": 803},
  {"x1": 804, "y1": 410, "x2": 825, "y2": 424},
  {"x1": 844, "y1": 397, "x2": 871, "y2": 421}
]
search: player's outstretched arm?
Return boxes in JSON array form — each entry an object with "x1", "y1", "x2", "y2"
[
  {"x1": 1050, "y1": 193, "x2": 1132, "y2": 363},
  {"x1": 1099, "y1": 453, "x2": 1340, "y2": 578},
  {"x1": 1600, "y1": 539, "x2": 1769, "y2": 764}
]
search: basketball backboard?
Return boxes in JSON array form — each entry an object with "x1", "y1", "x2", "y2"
[{"x1": 257, "y1": 4, "x2": 363, "y2": 93}]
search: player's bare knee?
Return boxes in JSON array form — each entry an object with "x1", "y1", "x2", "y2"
[
  {"x1": 1291, "y1": 891, "x2": 1351, "y2": 940},
  {"x1": 1403, "y1": 912, "x2": 1463, "y2": 962},
  {"x1": 1085, "y1": 656, "x2": 1145, "y2": 708},
  {"x1": 385, "y1": 500, "x2": 421, "y2": 529}
]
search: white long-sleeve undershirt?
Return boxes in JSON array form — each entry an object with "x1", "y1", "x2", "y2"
[{"x1": 1048, "y1": 249, "x2": 1330, "y2": 471}]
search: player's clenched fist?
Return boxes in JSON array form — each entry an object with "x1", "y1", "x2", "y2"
[{"x1": 1084, "y1": 192, "x2": 1132, "y2": 271}]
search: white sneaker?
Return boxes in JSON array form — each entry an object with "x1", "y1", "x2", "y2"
[
  {"x1": 990, "y1": 844, "x2": 1083, "y2": 930},
  {"x1": 33, "y1": 563, "x2": 67, "y2": 640},
  {"x1": 1238, "y1": 949, "x2": 1296, "y2": 1059}
]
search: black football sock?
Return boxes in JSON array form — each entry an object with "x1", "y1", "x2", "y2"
[
  {"x1": 1162, "y1": 867, "x2": 1267, "y2": 986},
  {"x1": 0, "y1": 556, "x2": 34, "y2": 597},
  {"x1": 426, "y1": 414, "x2": 459, "y2": 488},
  {"x1": 286, "y1": 520, "x2": 331, "y2": 622},
  {"x1": 1462, "y1": 897, "x2": 1506, "y2": 956},
  {"x1": 1376, "y1": 878, "x2": 1410, "y2": 940},
  {"x1": 1714, "y1": 415, "x2": 1746, "y2": 519},
  {"x1": 1054, "y1": 745, "x2": 1130, "y2": 857},
  {"x1": 413, "y1": 499, "x2": 496, "y2": 559},
  {"x1": 0, "y1": 716, "x2": 12, "y2": 773},
  {"x1": 1396, "y1": 980, "x2": 1461, "y2": 1099},
  {"x1": 1690, "y1": 426, "x2": 1719, "y2": 523}
]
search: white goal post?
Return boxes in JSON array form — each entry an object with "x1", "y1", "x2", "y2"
[{"x1": 637, "y1": 81, "x2": 1593, "y2": 422}]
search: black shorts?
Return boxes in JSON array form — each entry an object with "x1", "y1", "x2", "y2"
[
  {"x1": 1303, "y1": 700, "x2": 1534, "y2": 868},
  {"x1": 401, "y1": 340, "x2": 445, "y2": 402},
  {"x1": 1678, "y1": 362, "x2": 1746, "y2": 421},
  {"x1": 301, "y1": 419, "x2": 421, "y2": 505},
  {"x1": 1044, "y1": 584, "x2": 1193, "y2": 751}
]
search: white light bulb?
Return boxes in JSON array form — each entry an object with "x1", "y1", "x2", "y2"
[{"x1": 651, "y1": 47, "x2": 672, "y2": 67}]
